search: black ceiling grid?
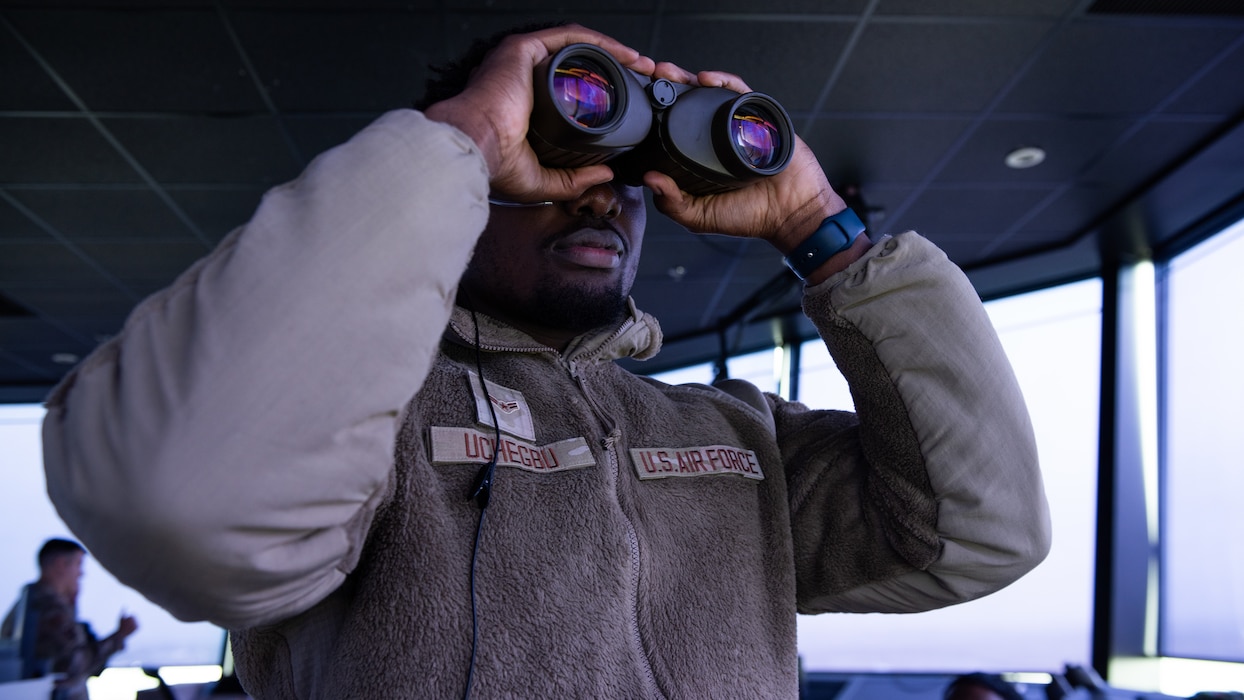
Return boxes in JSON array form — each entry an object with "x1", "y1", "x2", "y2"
[{"x1": 2, "y1": 1, "x2": 1243, "y2": 401}]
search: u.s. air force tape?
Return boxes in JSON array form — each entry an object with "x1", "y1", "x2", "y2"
[{"x1": 630, "y1": 445, "x2": 764, "y2": 481}]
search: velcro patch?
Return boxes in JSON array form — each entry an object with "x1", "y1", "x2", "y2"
[
  {"x1": 630, "y1": 445, "x2": 764, "y2": 481},
  {"x1": 468, "y1": 371, "x2": 536, "y2": 442},
  {"x1": 430, "y1": 426, "x2": 595, "y2": 474}
]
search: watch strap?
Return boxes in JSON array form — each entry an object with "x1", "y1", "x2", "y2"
[{"x1": 783, "y1": 208, "x2": 866, "y2": 280}]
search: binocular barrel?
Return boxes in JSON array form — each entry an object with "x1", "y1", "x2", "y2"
[{"x1": 528, "y1": 44, "x2": 795, "y2": 196}]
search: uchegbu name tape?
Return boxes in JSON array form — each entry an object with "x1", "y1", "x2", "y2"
[{"x1": 430, "y1": 426, "x2": 596, "y2": 474}]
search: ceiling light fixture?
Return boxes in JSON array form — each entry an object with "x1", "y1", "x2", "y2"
[{"x1": 1005, "y1": 146, "x2": 1046, "y2": 169}]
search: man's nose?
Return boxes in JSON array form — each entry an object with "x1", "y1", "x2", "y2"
[{"x1": 562, "y1": 183, "x2": 623, "y2": 220}]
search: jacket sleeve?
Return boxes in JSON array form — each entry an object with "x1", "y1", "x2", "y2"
[
  {"x1": 41, "y1": 110, "x2": 490, "y2": 629},
  {"x1": 779, "y1": 232, "x2": 1052, "y2": 614}
]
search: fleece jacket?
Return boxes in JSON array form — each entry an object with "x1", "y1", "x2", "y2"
[{"x1": 40, "y1": 109, "x2": 1051, "y2": 699}]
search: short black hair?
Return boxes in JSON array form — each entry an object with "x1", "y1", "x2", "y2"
[
  {"x1": 945, "y1": 672, "x2": 1025, "y2": 700},
  {"x1": 37, "y1": 538, "x2": 85, "y2": 570},
  {"x1": 413, "y1": 20, "x2": 568, "y2": 111}
]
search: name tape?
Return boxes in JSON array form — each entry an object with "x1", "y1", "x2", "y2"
[
  {"x1": 630, "y1": 445, "x2": 764, "y2": 481},
  {"x1": 430, "y1": 426, "x2": 595, "y2": 474}
]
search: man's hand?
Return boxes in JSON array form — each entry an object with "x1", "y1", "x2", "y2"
[
  {"x1": 423, "y1": 24, "x2": 655, "y2": 204},
  {"x1": 641, "y1": 64, "x2": 868, "y2": 280}
]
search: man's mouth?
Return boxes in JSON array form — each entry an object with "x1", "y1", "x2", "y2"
[{"x1": 549, "y1": 229, "x2": 625, "y2": 270}]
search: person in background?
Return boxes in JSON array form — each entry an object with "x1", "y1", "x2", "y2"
[
  {"x1": 945, "y1": 672, "x2": 1027, "y2": 700},
  {"x1": 41, "y1": 23, "x2": 1050, "y2": 698},
  {"x1": 1, "y1": 538, "x2": 138, "y2": 700}
]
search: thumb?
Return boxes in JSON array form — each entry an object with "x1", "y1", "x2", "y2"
[
  {"x1": 643, "y1": 171, "x2": 691, "y2": 218},
  {"x1": 536, "y1": 164, "x2": 618, "y2": 202}
]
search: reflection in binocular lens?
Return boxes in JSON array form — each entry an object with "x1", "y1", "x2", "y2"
[
  {"x1": 553, "y1": 60, "x2": 615, "y2": 129},
  {"x1": 732, "y1": 109, "x2": 782, "y2": 170}
]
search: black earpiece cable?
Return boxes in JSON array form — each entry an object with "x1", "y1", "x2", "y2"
[{"x1": 463, "y1": 297, "x2": 501, "y2": 700}]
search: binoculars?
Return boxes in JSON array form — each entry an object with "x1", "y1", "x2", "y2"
[{"x1": 528, "y1": 44, "x2": 795, "y2": 196}]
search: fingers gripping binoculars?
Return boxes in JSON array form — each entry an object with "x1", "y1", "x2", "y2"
[{"x1": 528, "y1": 44, "x2": 795, "y2": 196}]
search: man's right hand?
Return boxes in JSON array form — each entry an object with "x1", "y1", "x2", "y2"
[{"x1": 423, "y1": 24, "x2": 655, "y2": 205}]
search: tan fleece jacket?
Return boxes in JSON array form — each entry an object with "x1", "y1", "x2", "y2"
[{"x1": 40, "y1": 110, "x2": 1050, "y2": 699}]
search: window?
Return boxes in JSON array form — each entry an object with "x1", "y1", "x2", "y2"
[
  {"x1": 650, "y1": 280, "x2": 1102, "y2": 673},
  {"x1": 797, "y1": 279, "x2": 1101, "y2": 673},
  {"x1": 1161, "y1": 218, "x2": 1244, "y2": 663}
]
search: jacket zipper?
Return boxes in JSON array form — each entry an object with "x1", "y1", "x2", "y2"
[
  {"x1": 602, "y1": 431, "x2": 663, "y2": 699},
  {"x1": 570, "y1": 362, "x2": 664, "y2": 700}
]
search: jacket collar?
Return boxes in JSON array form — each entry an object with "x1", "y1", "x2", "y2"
[{"x1": 446, "y1": 298, "x2": 663, "y2": 364}]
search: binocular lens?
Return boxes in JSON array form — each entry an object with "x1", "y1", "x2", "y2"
[
  {"x1": 530, "y1": 43, "x2": 794, "y2": 192},
  {"x1": 553, "y1": 59, "x2": 615, "y2": 129},
  {"x1": 732, "y1": 107, "x2": 783, "y2": 170}
]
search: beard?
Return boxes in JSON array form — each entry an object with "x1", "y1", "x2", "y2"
[{"x1": 524, "y1": 272, "x2": 630, "y2": 333}]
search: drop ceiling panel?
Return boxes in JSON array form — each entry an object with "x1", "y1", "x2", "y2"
[
  {"x1": 168, "y1": 187, "x2": 270, "y2": 243},
  {"x1": 5, "y1": 8, "x2": 264, "y2": 113},
  {"x1": 105, "y1": 115, "x2": 303, "y2": 185},
  {"x1": 829, "y1": 19, "x2": 1054, "y2": 112},
  {"x1": 77, "y1": 240, "x2": 213, "y2": 297},
  {"x1": 0, "y1": 242, "x2": 111, "y2": 287},
  {"x1": 651, "y1": 18, "x2": 855, "y2": 113},
  {"x1": 0, "y1": 26, "x2": 74, "y2": 111},
  {"x1": 0, "y1": 118, "x2": 141, "y2": 184},
  {"x1": 231, "y1": 9, "x2": 444, "y2": 112},
  {"x1": 998, "y1": 21, "x2": 1244, "y2": 114},
  {"x1": 1161, "y1": 37, "x2": 1244, "y2": 115},
  {"x1": 875, "y1": 0, "x2": 1079, "y2": 16},
  {"x1": 936, "y1": 117, "x2": 1133, "y2": 184},
  {"x1": 10, "y1": 189, "x2": 199, "y2": 242},
  {"x1": 803, "y1": 117, "x2": 976, "y2": 185},
  {"x1": 0, "y1": 198, "x2": 49, "y2": 240},
  {"x1": 893, "y1": 187, "x2": 1059, "y2": 263}
]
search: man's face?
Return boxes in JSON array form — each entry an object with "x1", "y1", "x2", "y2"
[
  {"x1": 48, "y1": 552, "x2": 84, "y2": 600},
  {"x1": 461, "y1": 182, "x2": 646, "y2": 341}
]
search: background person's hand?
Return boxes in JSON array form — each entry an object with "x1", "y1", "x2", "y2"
[
  {"x1": 116, "y1": 613, "x2": 138, "y2": 639},
  {"x1": 424, "y1": 24, "x2": 655, "y2": 204}
]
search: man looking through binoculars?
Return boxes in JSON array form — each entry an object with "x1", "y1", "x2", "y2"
[{"x1": 42, "y1": 23, "x2": 1051, "y2": 699}]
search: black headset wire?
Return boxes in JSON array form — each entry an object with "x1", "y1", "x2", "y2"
[{"x1": 463, "y1": 296, "x2": 501, "y2": 700}]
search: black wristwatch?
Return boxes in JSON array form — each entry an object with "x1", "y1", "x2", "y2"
[{"x1": 782, "y1": 208, "x2": 866, "y2": 280}]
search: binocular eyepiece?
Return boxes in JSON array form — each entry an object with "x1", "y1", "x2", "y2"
[{"x1": 528, "y1": 44, "x2": 795, "y2": 196}]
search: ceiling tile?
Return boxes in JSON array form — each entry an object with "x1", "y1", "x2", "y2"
[
  {"x1": 999, "y1": 21, "x2": 1244, "y2": 114},
  {"x1": 441, "y1": 13, "x2": 654, "y2": 62},
  {"x1": 230, "y1": 9, "x2": 444, "y2": 112},
  {"x1": 0, "y1": 24, "x2": 75, "y2": 111},
  {"x1": 802, "y1": 116, "x2": 974, "y2": 185},
  {"x1": 0, "y1": 196, "x2": 51, "y2": 240},
  {"x1": 77, "y1": 239, "x2": 211, "y2": 297},
  {"x1": 0, "y1": 241, "x2": 110, "y2": 287},
  {"x1": 1162, "y1": 37, "x2": 1244, "y2": 116},
  {"x1": 890, "y1": 186, "x2": 1057, "y2": 263},
  {"x1": 168, "y1": 187, "x2": 269, "y2": 243},
  {"x1": 10, "y1": 189, "x2": 205, "y2": 243},
  {"x1": 829, "y1": 19, "x2": 1053, "y2": 112},
  {"x1": 0, "y1": 118, "x2": 141, "y2": 184},
  {"x1": 105, "y1": 115, "x2": 303, "y2": 185},
  {"x1": 5, "y1": 8, "x2": 265, "y2": 113},
  {"x1": 284, "y1": 115, "x2": 382, "y2": 162},
  {"x1": 653, "y1": 18, "x2": 855, "y2": 112},
  {"x1": 937, "y1": 116, "x2": 1132, "y2": 183},
  {"x1": 876, "y1": 0, "x2": 1078, "y2": 16}
]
